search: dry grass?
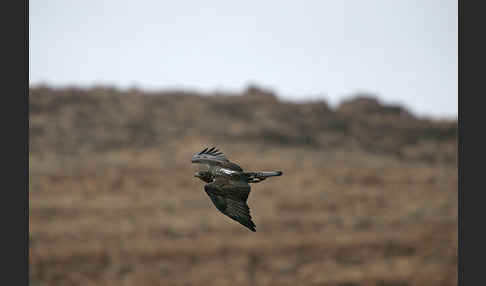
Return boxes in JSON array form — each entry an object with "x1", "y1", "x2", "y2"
[{"x1": 29, "y1": 87, "x2": 457, "y2": 286}]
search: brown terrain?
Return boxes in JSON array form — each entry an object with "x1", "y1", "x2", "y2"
[{"x1": 29, "y1": 85, "x2": 457, "y2": 286}]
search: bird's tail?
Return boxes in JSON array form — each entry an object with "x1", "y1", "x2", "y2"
[
  {"x1": 245, "y1": 171, "x2": 283, "y2": 183},
  {"x1": 257, "y1": 171, "x2": 283, "y2": 177}
]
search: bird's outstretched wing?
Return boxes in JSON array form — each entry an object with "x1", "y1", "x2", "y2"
[
  {"x1": 204, "y1": 181, "x2": 255, "y2": 232},
  {"x1": 191, "y1": 147, "x2": 228, "y2": 165},
  {"x1": 191, "y1": 147, "x2": 242, "y2": 171}
]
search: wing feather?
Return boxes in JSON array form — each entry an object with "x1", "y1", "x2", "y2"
[
  {"x1": 192, "y1": 147, "x2": 243, "y2": 171},
  {"x1": 204, "y1": 182, "x2": 255, "y2": 232},
  {"x1": 192, "y1": 147, "x2": 229, "y2": 165}
]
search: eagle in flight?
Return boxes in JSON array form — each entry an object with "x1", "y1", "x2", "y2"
[{"x1": 192, "y1": 147, "x2": 282, "y2": 232}]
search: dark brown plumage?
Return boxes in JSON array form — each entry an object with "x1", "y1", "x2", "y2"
[{"x1": 192, "y1": 147, "x2": 283, "y2": 232}]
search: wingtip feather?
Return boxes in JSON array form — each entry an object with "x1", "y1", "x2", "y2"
[{"x1": 198, "y1": 147, "x2": 208, "y2": 155}]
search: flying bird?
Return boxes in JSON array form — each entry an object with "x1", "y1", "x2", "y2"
[{"x1": 192, "y1": 147, "x2": 283, "y2": 232}]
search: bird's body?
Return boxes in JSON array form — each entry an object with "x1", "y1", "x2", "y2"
[{"x1": 192, "y1": 147, "x2": 282, "y2": 232}]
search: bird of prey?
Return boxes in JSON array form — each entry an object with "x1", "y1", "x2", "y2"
[{"x1": 192, "y1": 147, "x2": 283, "y2": 232}]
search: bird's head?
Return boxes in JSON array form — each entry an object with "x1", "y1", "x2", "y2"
[{"x1": 194, "y1": 170, "x2": 213, "y2": 183}]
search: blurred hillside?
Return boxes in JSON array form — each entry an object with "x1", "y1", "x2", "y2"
[
  {"x1": 29, "y1": 86, "x2": 457, "y2": 286},
  {"x1": 29, "y1": 85, "x2": 456, "y2": 162}
]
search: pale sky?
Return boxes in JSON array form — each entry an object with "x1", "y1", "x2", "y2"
[{"x1": 30, "y1": 0, "x2": 457, "y2": 118}]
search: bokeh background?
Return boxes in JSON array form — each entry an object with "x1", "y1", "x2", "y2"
[{"x1": 29, "y1": 1, "x2": 457, "y2": 285}]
